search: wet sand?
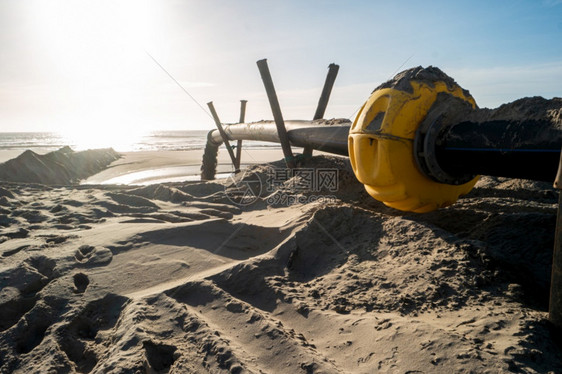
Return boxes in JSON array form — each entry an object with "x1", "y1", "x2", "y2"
[{"x1": 82, "y1": 149, "x2": 292, "y2": 185}]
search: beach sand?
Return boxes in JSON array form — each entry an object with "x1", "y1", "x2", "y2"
[{"x1": 1, "y1": 149, "x2": 561, "y2": 373}]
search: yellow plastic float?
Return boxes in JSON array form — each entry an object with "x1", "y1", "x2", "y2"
[{"x1": 348, "y1": 75, "x2": 480, "y2": 213}]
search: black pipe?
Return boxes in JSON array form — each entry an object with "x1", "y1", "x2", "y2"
[
  {"x1": 436, "y1": 119, "x2": 562, "y2": 182},
  {"x1": 416, "y1": 95, "x2": 562, "y2": 184}
]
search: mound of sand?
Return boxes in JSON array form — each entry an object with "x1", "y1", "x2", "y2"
[
  {"x1": 0, "y1": 147, "x2": 120, "y2": 185},
  {"x1": 0, "y1": 154, "x2": 561, "y2": 373}
]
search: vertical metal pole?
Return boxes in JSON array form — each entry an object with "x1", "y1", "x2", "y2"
[
  {"x1": 313, "y1": 63, "x2": 340, "y2": 120},
  {"x1": 303, "y1": 63, "x2": 340, "y2": 158},
  {"x1": 239, "y1": 99, "x2": 248, "y2": 124},
  {"x1": 207, "y1": 101, "x2": 239, "y2": 173},
  {"x1": 235, "y1": 100, "x2": 247, "y2": 170},
  {"x1": 256, "y1": 59, "x2": 296, "y2": 169},
  {"x1": 550, "y1": 151, "x2": 562, "y2": 332},
  {"x1": 551, "y1": 192, "x2": 562, "y2": 331}
]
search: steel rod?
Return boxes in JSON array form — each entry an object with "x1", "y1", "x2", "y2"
[
  {"x1": 235, "y1": 100, "x2": 247, "y2": 170},
  {"x1": 207, "y1": 101, "x2": 239, "y2": 173},
  {"x1": 551, "y1": 151, "x2": 562, "y2": 332},
  {"x1": 551, "y1": 194, "x2": 562, "y2": 332},
  {"x1": 313, "y1": 63, "x2": 339, "y2": 120},
  {"x1": 257, "y1": 59, "x2": 295, "y2": 168},
  {"x1": 303, "y1": 63, "x2": 340, "y2": 159},
  {"x1": 239, "y1": 100, "x2": 248, "y2": 123}
]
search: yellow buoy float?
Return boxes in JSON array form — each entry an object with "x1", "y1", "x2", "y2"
[{"x1": 348, "y1": 67, "x2": 480, "y2": 213}]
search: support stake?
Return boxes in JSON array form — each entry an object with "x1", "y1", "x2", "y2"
[
  {"x1": 304, "y1": 63, "x2": 340, "y2": 158},
  {"x1": 239, "y1": 99, "x2": 248, "y2": 123},
  {"x1": 207, "y1": 101, "x2": 239, "y2": 173},
  {"x1": 313, "y1": 63, "x2": 340, "y2": 120},
  {"x1": 550, "y1": 150, "x2": 562, "y2": 333},
  {"x1": 235, "y1": 100, "x2": 247, "y2": 170},
  {"x1": 257, "y1": 59, "x2": 295, "y2": 169}
]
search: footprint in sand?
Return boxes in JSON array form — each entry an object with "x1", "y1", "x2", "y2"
[
  {"x1": 75, "y1": 245, "x2": 113, "y2": 266},
  {"x1": 56, "y1": 293, "x2": 129, "y2": 372},
  {"x1": 143, "y1": 340, "x2": 178, "y2": 372},
  {"x1": 73, "y1": 273, "x2": 89, "y2": 293}
]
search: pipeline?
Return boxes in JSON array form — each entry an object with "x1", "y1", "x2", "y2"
[
  {"x1": 200, "y1": 119, "x2": 350, "y2": 180},
  {"x1": 202, "y1": 63, "x2": 562, "y2": 331},
  {"x1": 202, "y1": 67, "x2": 562, "y2": 208}
]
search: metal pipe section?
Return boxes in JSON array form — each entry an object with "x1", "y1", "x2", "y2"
[
  {"x1": 208, "y1": 120, "x2": 350, "y2": 156},
  {"x1": 435, "y1": 119, "x2": 562, "y2": 182},
  {"x1": 415, "y1": 96, "x2": 562, "y2": 184}
]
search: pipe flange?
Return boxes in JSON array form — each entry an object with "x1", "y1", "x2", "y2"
[{"x1": 414, "y1": 115, "x2": 477, "y2": 185}]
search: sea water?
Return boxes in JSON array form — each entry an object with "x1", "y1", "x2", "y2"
[
  {"x1": 0, "y1": 131, "x2": 282, "y2": 184},
  {"x1": 0, "y1": 130, "x2": 279, "y2": 156}
]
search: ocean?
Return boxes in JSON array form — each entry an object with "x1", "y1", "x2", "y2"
[
  {"x1": 0, "y1": 130, "x2": 284, "y2": 184},
  {"x1": 0, "y1": 130, "x2": 280, "y2": 156}
]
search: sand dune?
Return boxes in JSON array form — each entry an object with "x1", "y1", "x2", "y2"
[
  {"x1": 0, "y1": 152, "x2": 561, "y2": 373},
  {"x1": 0, "y1": 147, "x2": 120, "y2": 185}
]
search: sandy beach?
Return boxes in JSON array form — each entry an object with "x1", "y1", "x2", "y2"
[
  {"x1": 1, "y1": 148, "x2": 561, "y2": 373},
  {"x1": 82, "y1": 149, "x2": 297, "y2": 185}
]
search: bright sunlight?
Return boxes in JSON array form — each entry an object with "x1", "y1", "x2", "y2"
[{"x1": 27, "y1": 0, "x2": 160, "y2": 147}]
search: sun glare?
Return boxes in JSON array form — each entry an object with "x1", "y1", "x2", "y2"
[
  {"x1": 27, "y1": 0, "x2": 162, "y2": 139},
  {"x1": 61, "y1": 126, "x2": 146, "y2": 152},
  {"x1": 29, "y1": 0, "x2": 154, "y2": 80}
]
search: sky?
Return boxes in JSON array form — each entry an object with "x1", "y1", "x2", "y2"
[{"x1": 1, "y1": 0, "x2": 562, "y2": 138}]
